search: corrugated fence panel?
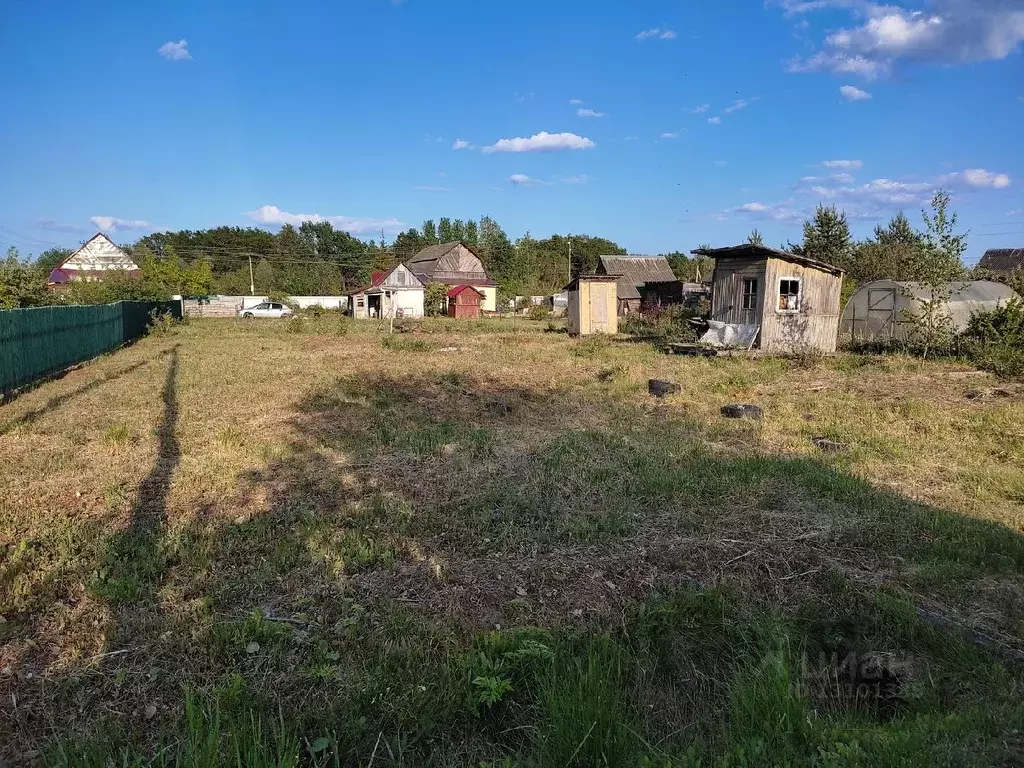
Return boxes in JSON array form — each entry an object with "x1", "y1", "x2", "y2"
[{"x1": 0, "y1": 300, "x2": 180, "y2": 394}]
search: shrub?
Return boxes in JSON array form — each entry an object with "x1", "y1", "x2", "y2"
[
  {"x1": 964, "y1": 298, "x2": 1024, "y2": 377},
  {"x1": 424, "y1": 283, "x2": 448, "y2": 317},
  {"x1": 527, "y1": 303, "x2": 550, "y2": 321},
  {"x1": 147, "y1": 308, "x2": 179, "y2": 337}
]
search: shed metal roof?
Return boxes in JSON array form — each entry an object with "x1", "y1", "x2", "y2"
[{"x1": 692, "y1": 244, "x2": 844, "y2": 276}]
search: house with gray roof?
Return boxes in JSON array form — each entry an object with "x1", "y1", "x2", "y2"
[
  {"x1": 407, "y1": 242, "x2": 497, "y2": 312},
  {"x1": 596, "y1": 255, "x2": 686, "y2": 314},
  {"x1": 979, "y1": 248, "x2": 1024, "y2": 276}
]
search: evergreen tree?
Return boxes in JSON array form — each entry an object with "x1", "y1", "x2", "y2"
[
  {"x1": 747, "y1": 229, "x2": 764, "y2": 246},
  {"x1": 801, "y1": 205, "x2": 851, "y2": 267}
]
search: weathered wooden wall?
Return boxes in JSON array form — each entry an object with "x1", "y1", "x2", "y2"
[
  {"x1": 710, "y1": 257, "x2": 842, "y2": 353},
  {"x1": 760, "y1": 258, "x2": 842, "y2": 353},
  {"x1": 710, "y1": 257, "x2": 767, "y2": 327}
]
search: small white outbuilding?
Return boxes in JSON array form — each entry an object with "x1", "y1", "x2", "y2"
[{"x1": 839, "y1": 280, "x2": 1020, "y2": 343}]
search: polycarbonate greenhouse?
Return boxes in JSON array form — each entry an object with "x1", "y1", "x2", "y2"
[{"x1": 839, "y1": 280, "x2": 1020, "y2": 343}]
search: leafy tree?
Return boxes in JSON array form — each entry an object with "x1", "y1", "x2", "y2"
[
  {"x1": 801, "y1": 205, "x2": 851, "y2": 268},
  {"x1": 34, "y1": 247, "x2": 72, "y2": 273},
  {"x1": 919, "y1": 189, "x2": 967, "y2": 282},
  {"x1": 438, "y1": 217, "x2": 454, "y2": 243},
  {"x1": 450, "y1": 219, "x2": 467, "y2": 242},
  {"x1": 0, "y1": 247, "x2": 49, "y2": 308},
  {"x1": 423, "y1": 282, "x2": 448, "y2": 317},
  {"x1": 663, "y1": 250, "x2": 713, "y2": 283},
  {"x1": 464, "y1": 220, "x2": 479, "y2": 246},
  {"x1": 393, "y1": 228, "x2": 431, "y2": 261},
  {"x1": 479, "y1": 216, "x2": 517, "y2": 283},
  {"x1": 422, "y1": 220, "x2": 438, "y2": 245},
  {"x1": 747, "y1": 229, "x2": 764, "y2": 246}
]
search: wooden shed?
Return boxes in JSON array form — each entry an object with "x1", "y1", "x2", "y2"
[
  {"x1": 694, "y1": 244, "x2": 844, "y2": 354},
  {"x1": 447, "y1": 285, "x2": 483, "y2": 319},
  {"x1": 565, "y1": 275, "x2": 618, "y2": 336}
]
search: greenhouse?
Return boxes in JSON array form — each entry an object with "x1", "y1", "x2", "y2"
[{"x1": 839, "y1": 280, "x2": 1020, "y2": 343}]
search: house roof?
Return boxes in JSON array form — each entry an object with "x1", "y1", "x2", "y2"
[
  {"x1": 616, "y1": 280, "x2": 642, "y2": 300},
  {"x1": 49, "y1": 233, "x2": 139, "y2": 284},
  {"x1": 598, "y1": 255, "x2": 677, "y2": 284},
  {"x1": 344, "y1": 262, "x2": 423, "y2": 295},
  {"x1": 692, "y1": 244, "x2": 844, "y2": 276},
  {"x1": 979, "y1": 248, "x2": 1024, "y2": 274},
  {"x1": 408, "y1": 241, "x2": 474, "y2": 266},
  {"x1": 447, "y1": 285, "x2": 484, "y2": 299}
]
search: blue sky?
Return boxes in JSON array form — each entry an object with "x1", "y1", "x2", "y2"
[{"x1": 1, "y1": 0, "x2": 1022, "y2": 263}]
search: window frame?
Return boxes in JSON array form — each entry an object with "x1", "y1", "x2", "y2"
[
  {"x1": 741, "y1": 278, "x2": 759, "y2": 311},
  {"x1": 776, "y1": 277, "x2": 802, "y2": 314}
]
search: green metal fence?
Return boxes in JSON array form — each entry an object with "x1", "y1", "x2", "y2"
[{"x1": 0, "y1": 300, "x2": 181, "y2": 395}]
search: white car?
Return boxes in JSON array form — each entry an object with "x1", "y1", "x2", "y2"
[{"x1": 238, "y1": 301, "x2": 294, "y2": 319}]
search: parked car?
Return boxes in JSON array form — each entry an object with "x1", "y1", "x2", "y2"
[{"x1": 238, "y1": 301, "x2": 293, "y2": 319}]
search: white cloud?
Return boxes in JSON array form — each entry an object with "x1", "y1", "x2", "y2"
[
  {"x1": 413, "y1": 185, "x2": 452, "y2": 192},
  {"x1": 510, "y1": 173, "x2": 552, "y2": 186},
  {"x1": 840, "y1": 84, "x2": 873, "y2": 100},
  {"x1": 707, "y1": 116, "x2": 722, "y2": 125},
  {"x1": 660, "y1": 131, "x2": 681, "y2": 138},
  {"x1": 831, "y1": 172, "x2": 856, "y2": 184},
  {"x1": 636, "y1": 27, "x2": 677, "y2": 40},
  {"x1": 688, "y1": 104, "x2": 711, "y2": 114},
  {"x1": 158, "y1": 39, "x2": 192, "y2": 61},
  {"x1": 452, "y1": 139, "x2": 472, "y2": 150},
  {"x1": 724, "y1": 98, "x2": 753, "y2": 114},
  {"x1": 562, "y1": 175, "x2": 590, "y2": 184},
  {"x1": 940, "y1": 168, "x2": 1012, "y2": 189},
  {"x1": 569, "y1": 98, "x2": 584, "y2": 105},
  {"x1": 728, "y1": 201, "x2": 805, "y2": 221},
  {"x1": 482, "y1": 131, "x2": 596, "y2": 153},
  {"x1": 577, "y1": 108, "x2": 605, "y2": 118},
  {"x1": 823, "y1": 159, "x2": 863, "y2": 169},
  {"x1": 246, "y1": 205, "x2": 404, "y2": 235},
  {"x1": 90, "y1": 216, "x2": 151, "y2": 233},
  {"x1": 784, "y1": 0, "x2": 1024, "y2": 79}
]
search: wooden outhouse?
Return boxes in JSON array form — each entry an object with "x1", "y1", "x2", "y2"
[
  {"x1": 565, "y1": 275, "x2": 618, "y2": 336},
  {"x1": 447, "y1": 285, "x2": 483, "y2": 319},
  {"x1": 694, "y1": 244, "x2": 844, "y2": 354}
]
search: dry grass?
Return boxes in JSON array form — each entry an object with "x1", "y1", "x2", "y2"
[{"x1": 1, "y1": 316, "x2": 1023, "y2": 764}]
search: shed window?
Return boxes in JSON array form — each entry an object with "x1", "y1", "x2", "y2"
[
  {"x1": 778, "y1": 278, "x2": 802, "y2": 312},
  {"x1": 741, "y1": 278, "x2": 758, "y2": 310}
]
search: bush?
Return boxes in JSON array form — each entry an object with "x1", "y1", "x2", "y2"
[
  {"x1": 620, "y1": 303, "x2": 703, "y2": 342},
  {"x1": 527, "y1": 303, "x2": 550, "y2": 321},
  {"x1": 424, "y1": 283, "x2": 448, "y2": 317},
  {"x1": 964, "y1": 298, "x2": 1024, "y2": 377}
]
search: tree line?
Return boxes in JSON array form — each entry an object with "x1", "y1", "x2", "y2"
[{"x1": 3, "y1": 193, "x2": 1020, "y2": 311}]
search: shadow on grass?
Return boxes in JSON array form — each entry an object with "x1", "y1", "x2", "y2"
[
  {"x1": 91, "y1": 346, "x2": 180, "y2": 603},
  {"x1": 11, "y1": 368, "x2": 1024, "y2": 765},
  {"x1": 0, "y1": 345, "x2": 178, "y2": 437}
]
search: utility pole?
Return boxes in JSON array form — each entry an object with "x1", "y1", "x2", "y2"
[
  {"x1": 568, "y1": 238, "x2": 573, "y2": 280},
  {"x1": 248, "y1": 255, "x2": 255, "y2": 295}
]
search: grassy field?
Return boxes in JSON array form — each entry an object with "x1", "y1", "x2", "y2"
[{"x1": 1, "y1": 315, "x2": 1023, "y2": 766}]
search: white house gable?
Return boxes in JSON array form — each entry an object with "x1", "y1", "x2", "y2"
[
  {"x1": 380, "y1": 263, "x2": 423, "y2": 290},
  {"x1": 61, "y1": 234, "x2": 139, "y2": 273}
]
